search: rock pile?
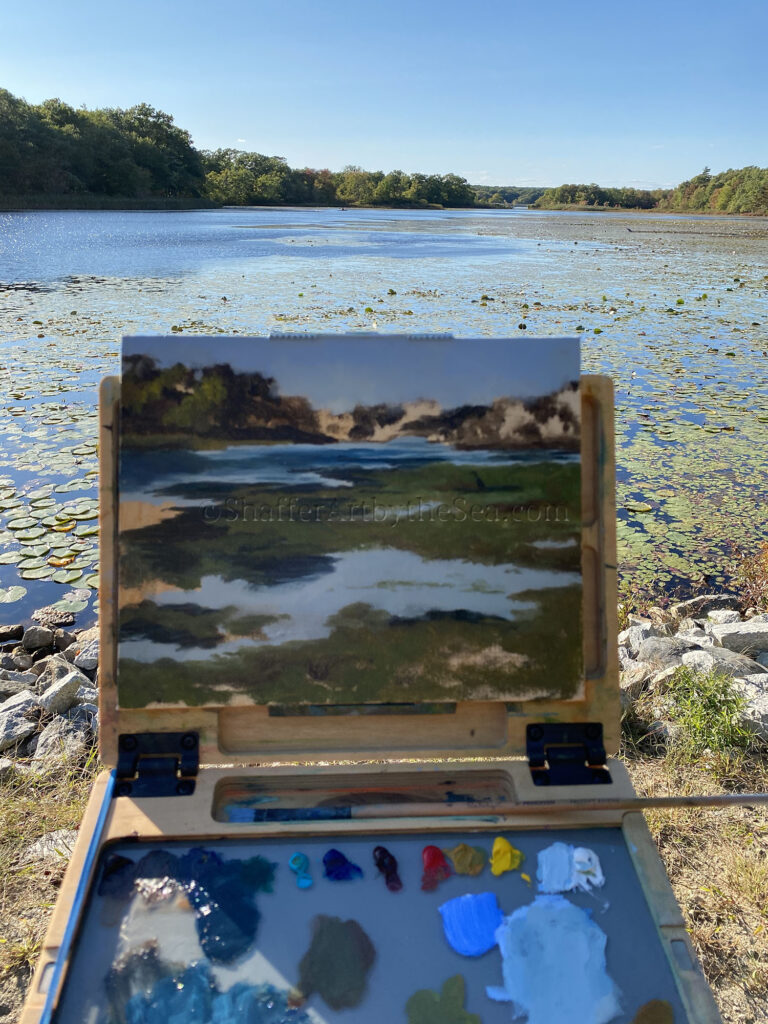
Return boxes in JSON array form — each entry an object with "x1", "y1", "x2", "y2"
[
  {"x1": 0, "y1": 621, "x2": 99, "y2": 770},
  {"x1": 619, "y1": 594, "x2": 768, "y2": 741}
]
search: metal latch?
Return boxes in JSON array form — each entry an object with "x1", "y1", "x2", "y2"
[
  {"x1": 115, "y1": 732, "x2": 199, "y2": 798},
  {"x1": 526, "y1": 723, "x2": 611, "y2": 786}
]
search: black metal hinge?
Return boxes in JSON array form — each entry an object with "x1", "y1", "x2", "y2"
[
  {"x1": 526, "y1": 723, "x2": 611, "y2": 787},
  {"x1": 115, "y1": 732, "x2": 199, "y2": 798}
]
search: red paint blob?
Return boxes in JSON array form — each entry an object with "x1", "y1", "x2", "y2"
[{"x1": 421, "y1": 845, "x2": 452, "y2": 891}]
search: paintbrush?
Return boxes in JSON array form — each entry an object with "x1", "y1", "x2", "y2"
[{"x1": 240, "y1": 791, "x2": 768, "y2": 823}]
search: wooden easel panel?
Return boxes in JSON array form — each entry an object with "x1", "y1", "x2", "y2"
[{"x1": 99, "y1": 371, "x2": 618, "y2": 766}]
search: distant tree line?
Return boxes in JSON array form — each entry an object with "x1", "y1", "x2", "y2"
[
  {"x1": 472, "y1": 184, "x2": 546, "y2": 207},
  {"x1": 533, "y1": 166, "x2": 768, "y2": 215}
]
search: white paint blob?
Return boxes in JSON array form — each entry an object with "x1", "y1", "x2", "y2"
[
  {"x1": 487, "y1": 894, "x2": 622, "y2": 1024},
  {"x1": 537, "y1": 842, "x2": 605, "y2": 893}
]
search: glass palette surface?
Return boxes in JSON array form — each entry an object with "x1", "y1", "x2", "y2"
[{"x1": 54, "y1": 828, "x2": 687, "y2": 1024}]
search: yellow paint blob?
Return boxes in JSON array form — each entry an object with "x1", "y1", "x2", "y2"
[
  {"x1": 443, "y1": 843, "x2": 487, "y2": 876},
  {"x1": 490, "y1": 837, "x2": 524, "y2": 876},
  {"x1": 520, "y1": 873, "x2": 531, "y2": 886},
  {"x1": 631, "y1": 1000, "x2": 674, "y2": 1024}
]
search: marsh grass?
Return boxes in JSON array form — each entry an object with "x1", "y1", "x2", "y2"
[
  {"x1": 622, "y1": 666, "x2": 768, "y2": 1021},
  {"x1": 0, "y1": 748, "x2": 98, "y2": 1020}
]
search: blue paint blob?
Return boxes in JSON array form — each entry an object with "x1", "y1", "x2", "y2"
[
  {"x1": 439, "y1": 892, "x2": 504, "y2": 957},
  {"x1": 323, "y1": 848, "x2": 363, "y2": 881},
  {"x1": 124, "y1": 960, "x2": 311, "y2": 1024},
  {"x1": 289, "y1": 852, "x2": 313, "y2": 889}
]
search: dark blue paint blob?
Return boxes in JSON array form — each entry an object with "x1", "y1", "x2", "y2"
[
  {"x1": 373, "y1": 845, "x2": 403, "y2": 892},
  {"x1": 123, "y1": 960, "x2": 311, "y2": 1024},
  {"x1": 100, "y1": 847, "x2": 277, "y2": 965},
  {"x1": 323, "y1": 848, "x2": 363, "y2": 881}
]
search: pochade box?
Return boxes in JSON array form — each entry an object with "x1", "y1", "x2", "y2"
[{"x1": 21, "y1": 334, "x2": 722, "y2": 1024}]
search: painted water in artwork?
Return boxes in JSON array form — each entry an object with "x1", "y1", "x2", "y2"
[{"x1": 118, "y1": 336, "x2": 581, "y2": 708}]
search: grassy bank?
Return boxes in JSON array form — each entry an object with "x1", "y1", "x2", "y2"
[{"x1": 0, "y1": 195, "x2": 219, "y2": 211}]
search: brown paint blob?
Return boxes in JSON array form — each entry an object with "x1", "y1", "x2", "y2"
[
  {"x1": 296, "y1": 915, "x2": 375, "y2": 1010},
  {"x1": 632, "y1": 999, "x2": 675, "y2": 1024},
  {"x1": 444, "y1": 842, "x2": 487, "y2": 876},
  {"x1": 421, "y1": 845, "x2": 452, "y2": 891}
]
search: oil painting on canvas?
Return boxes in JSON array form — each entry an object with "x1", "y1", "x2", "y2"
[{"x1": 118, "y1": 335, "x2": 582, "y2": 708}]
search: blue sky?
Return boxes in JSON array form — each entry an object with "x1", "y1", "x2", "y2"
[
  {"x1": 124, "y1": 336, "x2": 579, "y2": 409},
  {"x1": 3, "y1": 0, "x2": 765, "y2": 188}
]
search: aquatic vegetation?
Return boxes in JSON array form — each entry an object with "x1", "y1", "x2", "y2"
[
  {"x1": 405, "y1": 974, "x2": 481, "y2": 1024},
  {"x1": 439, "y1": 892, "x2": 503, "y2": 956},
  {"x1": 295, "y1": 915, "x2": 375, "y2": 1010}
]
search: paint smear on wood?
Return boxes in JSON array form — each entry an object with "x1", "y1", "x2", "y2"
[
  {"x1": 487, "y1": 894, "x2": 622, "y2": 1024},
  {"x1": 439, "y1": 892, "x2": 504, "y2": 956},
  {"x1": 444, "y1": 842, "x2": 487, "y2": 876},
  {"x1": 295, "y1": 915, "x2": 375, "y2": 1010},
  {"x1": 406, "y1": 974, "x2": 481, "y2": 1024}
]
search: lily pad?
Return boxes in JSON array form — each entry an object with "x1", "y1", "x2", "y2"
[
  {"x1": 0, "y1": 550, "x2": 23, "y2": 564},
  {"x1": 52, "y1": 568, "x2": 83, "y2": 584},
  {"x1": 7, "y1": 517, "x2": 37, "y2": 530},
  {"x1": 0, "y1": 585, "x2": 27, "y2": 604},
  {"x1": 16, "y1": 527, "x2": 46, "y2": 541},
  {"x1": 52, "y1": 598, "x2": 89, "y2": 613},
  {"x1": 85, "y1": 573, "x2": 99, "y2": 588},
  {"x1": 20, "y1": 566, "x2": 55, "y2": 580},
  {"x1": 624, "y1": 501, "x2": 653, "y2": 514}
]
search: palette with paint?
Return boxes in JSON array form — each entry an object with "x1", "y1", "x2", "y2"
[{"x1": 22, "y1": 336, "x2": 721, "y2": 1024}]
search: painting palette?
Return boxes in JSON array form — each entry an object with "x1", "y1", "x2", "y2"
[
  {"x1": 21, "y1": 338, "x2": 720, "y2": 1024},
  {"x1": 52, "y1": 830, "x2": 688, "y2": 1024}
]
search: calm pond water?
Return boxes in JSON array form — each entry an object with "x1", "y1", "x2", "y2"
[{"x1": 1, "y1": 206, "x2": 767, "y2": 622}]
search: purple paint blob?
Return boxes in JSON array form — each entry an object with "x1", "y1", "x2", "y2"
[
  {"x1": 373, "y1": 845, "x2": 403, "y2": 892},
  {"x1": 439, "y1": 892, "x2": 504, "y2": 957},
  {"x1": 323, "y1": 848, "x2": 363, "y2": 881}
]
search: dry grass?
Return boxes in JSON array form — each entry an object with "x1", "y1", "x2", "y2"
[
  {"x1": 0, "y1": 750, "x2": 98, "y2": 1023},
  {"x1": 623, "y1": 671, "x2": 768, "y2": 1023}
]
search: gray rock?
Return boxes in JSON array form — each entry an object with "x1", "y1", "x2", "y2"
[
  {"x1": 681, "y1": 646, "x2": 768, "y2": 678},
  {"x1": 61, "y1": 642, "x2": 78, "y2": 663},
  {"x1": 33, "y1": 717, "x2": 92, "y2": 762},
  {"x1": 35, "y1": 655, "x2": 87, "y2": 693},
  {"x1": 38, "y1": 671, "x2": 84, "y2": 715},
  {"x1": 618, "y1": 645, "x2": 632, "y2": 670},
  {"x1": 32, "y1": 605, "x2": 76, "y2": 628},
  {"x1": 648, "y1": 665, "x2": 681, "y2": 692},
  {"x1": 0, "y1": 653, "x2": 16, "y2": 670},
  {"x1": 11, "y1": 649, "x2": 33, "y2": 670},
  {"x1": 0, "y1": 624, "x2": 24, "y2": 644},
  {"x1": 707, "y1": 609, "x2": 742, "y2": 624},
  {"x1": 66, "y1": 703, "x2": 98, "y2": 728},
  {"x1": 670, "y1": 594, "x2": 741, "y2": 622},
  {"x1": 618, "y1": 623, "x2": 656, "y2": 657},
  {"x1": 0, "y1": 668, "x2": 38, "y2": 686},
  {"x1": 710, "y1": 621, "x2": 768, "y2": 656},
  {"x1": 74, "y1": 684, "x2": 98, "y2": 705},
  {"x1": 733, "y1": 675, "x2": 768, "y2": 741},
  {"x1": 22, "y1": 625, "x2": 55, "y2": 650},
  {"x1": 757, "y1": 653, "x2": 768, "y2": 669},
  {"x1": 627, "y1": 614, "x2": 653, "y2": 628},
  {"x1": 74, "y1": 638, "x2": 99, "y2": 672},
  {"x1": 0, "y1": 755, "x2": 15, "y2": 780},
  {"x1": 620, "y1": 660, "x2": 654, "y2": 702},
  {"x1": 637, "y1": 636, "x2": 698, "y2": 668},
  {"x1": 22, "y1": 828, "x2": 78, "y2": 865},
  {"x1": 54, "y1": 628, "x2": 77, "y2": 651},
  {"x1": 0, "y1": 689, "x2": 40, "y2": 752}
]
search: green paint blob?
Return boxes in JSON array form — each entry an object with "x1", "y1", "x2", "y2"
[
  {"x1": 444, "y1": 843, "x2": 487, "y2": 876},
  {"x1": 406, "y1": 975, "x2": 481, "y2": 1024},
  {"x1": 296, "y1": 915, "x2": 375, "y2": 1010}
]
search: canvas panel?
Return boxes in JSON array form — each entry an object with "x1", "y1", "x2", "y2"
[{"x1": 117, "y1": 336, "x2": 582, "y2": 709}]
